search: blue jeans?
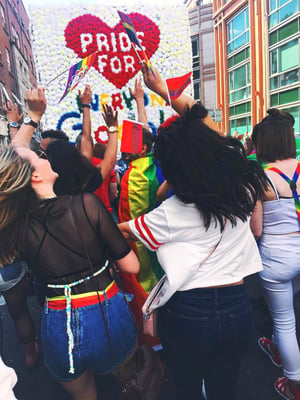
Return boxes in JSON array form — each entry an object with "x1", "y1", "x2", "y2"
[
  {"x1": 41, "y1": 291, "x2": 137, "y2": 381},
  {"x1": 158, "y1": 284, "x2": 253, "y2": 400}
]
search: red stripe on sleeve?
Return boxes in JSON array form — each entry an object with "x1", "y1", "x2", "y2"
[
  {"x1": 140, "y1": 214, "x2": 163, "y2": 246},
  {"x1": 134, "y1": 217, "x2": 158, "y2": 250}
]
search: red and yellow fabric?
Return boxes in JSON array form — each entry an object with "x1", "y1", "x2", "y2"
[{"x1": 118, "y1": 154, "x2": 163, "y2": 345}]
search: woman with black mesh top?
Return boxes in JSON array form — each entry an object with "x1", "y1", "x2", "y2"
[{"x1": 0, "y1": 88, "x2": 163, "y2": 400}]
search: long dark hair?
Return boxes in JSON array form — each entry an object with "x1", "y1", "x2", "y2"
[
  {"x1": 0, "y1": 147, "x2": 40, "y2": 265},
  {"x1": 154, "y1": 104, "x2": 268, "y2": 231},
  {"x1": 45, "y1": 140, "x2": 102, "y2": 196}
]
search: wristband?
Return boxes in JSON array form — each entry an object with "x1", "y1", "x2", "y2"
[
  {"x1": 81, "y1": 104, "x2": 91, "y2": 108},
  {"x1": 108, "y1": 126, "x2": 118, "y2": 133}
]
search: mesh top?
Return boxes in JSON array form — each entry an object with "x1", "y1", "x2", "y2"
[{"x1": 21, "y1": 193, "x2": 130, "y2": 297}]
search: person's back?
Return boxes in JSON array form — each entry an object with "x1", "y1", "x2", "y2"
[{"x1": 251, "y1": 108, "x2": 300, "y2": 400}]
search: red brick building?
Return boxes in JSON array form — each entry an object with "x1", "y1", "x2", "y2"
[{"x1": 0, "y1": 0, "x2": 37, "y2": 121}]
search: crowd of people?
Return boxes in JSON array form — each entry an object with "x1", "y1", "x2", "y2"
[{"x1": 0, "y1": 61, "x2": 299, "y2": 400}]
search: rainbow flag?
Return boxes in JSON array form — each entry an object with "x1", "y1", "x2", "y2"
[
  {"x1": 117, "y1": 10, "x2": 155, "y2": 77},
  {"x1": 119, "y1": 155, "x2": 164, "y2": 345},
  {"x1": 166, "y1": 71, "x2": 192, "y2": 100},
  {"x1": 59, "y1": 52, "x2": 97, "y2": 103},
  {"x1": 117, "y1": 10, "x2": 143, "y2": 49},
  {"x1": 120, "y1": 119, "x2": 143, "y2": 154}
]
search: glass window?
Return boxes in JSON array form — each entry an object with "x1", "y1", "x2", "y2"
[
  {"x1": 5, "y1": 48, "x2": 11, "y2": 72},
  {"x1": 278, "y1": 19, "x2": 298, "y2": 41},
  {"x1": 269, "y1": 0, "x2": 299, "y2": 28},
  {"x1": 24, "y1": 46, "x2": 28, "y2": 61},
  {"x1": 193, "y1": 82, "x2": 201, "y2": 101},
  {"x1": 272, "y1": 88, "x2": 299, "y2": 105},
  {"x1": 11, "y1": 25, "x2": 20, "y2": 48},
  {"x1": 192, "y1": 38, "x2": 199, "y2": 57},
  {"x1": 270, "y1": 0, "x2": 277, "y2": 12},
  {"x1": 279, "y1": 0, "x2": 298, "y2": 24},
  {"x1": 0, "y1": 4, "x2": 5, "y2": 26},
  {"x1": 271, "y1": 49, "x2": 278, "y2": 74},
  {"x1": 229, "y1": 116, "x2": 251, "y2": 135},
  {"x1": 283, "y1": 105, "x2": 299, "y2": 134},
  {"x1": 227, "y1": 7, "x2": 249, "y2": 54},
  {"x1": 279, "y1": 88, "x2": 298, "y2": 103},
  {"x1": 279, "y1": 39, "x2": 298, "y2": 72}
]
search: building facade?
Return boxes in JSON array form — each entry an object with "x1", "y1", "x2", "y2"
[
  {"x1": 213, "y1": 0, "x2": 299, "y2": 135},
  {"x1": 186, "y1": 0, "x2": 217, "y2": 110},
  {"x1": 0, "y1": 0, "x2": 37, "y2": 123}
]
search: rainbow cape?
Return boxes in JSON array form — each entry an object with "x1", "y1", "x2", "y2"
[{"x1": 119, "y1": 154, "x2": 164, "y2": 345}]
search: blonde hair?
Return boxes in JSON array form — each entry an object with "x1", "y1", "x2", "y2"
[{"x1": 0, "y1": 146, "x2": 37, "y2": 265}]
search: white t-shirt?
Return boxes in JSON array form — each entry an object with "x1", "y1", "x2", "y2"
[{"x1": 129, "y1": 195, "x2": 262, "y2": 308}]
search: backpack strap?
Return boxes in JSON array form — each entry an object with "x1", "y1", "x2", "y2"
[{"x1": 264, "y1": 163, "x2": 300, "y2": 224}]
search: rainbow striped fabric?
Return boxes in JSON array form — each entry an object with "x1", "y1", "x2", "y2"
[
  {"x1": 119, "y1": 154, "x2": 164, "y2": 286},
  {"x1": 59, "y1": 52, "x2": 97, "y2": 103},
  {"x1": 264, "y1": 163, "x2": 300, "y2": 224},
  {"x1": 118, "y1": 154, "x2": 164, "y2": 345}
]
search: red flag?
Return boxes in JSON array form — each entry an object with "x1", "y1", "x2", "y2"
[
  {"x1": 121, "y1": 119, "x2": 143, "y2": 154},
  {"x1": 166, "y1": 72, "x2": 192, "y2": 100}
]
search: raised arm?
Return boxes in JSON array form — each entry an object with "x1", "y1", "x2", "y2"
[
  {"x1": 129, "y1": 77, "x2": 150, "y2": 131},
  {"x1": 4, "y1": 101, "x2": 24, "y2": 141},
  {"x1": 78, "y1": 84, "x2": 93, "y2": 161},
  {"x1": 96, "y1": 104, "x2": 118, "y2": 181},
  {"x1": 12, "y1": 87, "x2": 46, "y2": 147},
  {"x1": 141, "y1": 63, "x2": 222, "y2": 135}
]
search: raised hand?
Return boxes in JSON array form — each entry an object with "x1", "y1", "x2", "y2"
[
  {"x1": 27, "y1": 87, "x2": 47, "y2": 122},
  {"x1": 102, "y1": 104, "x2": 118, "y2": 128},
  {"x1": 140, "y1": 63, "x2": 166, "y2": 98},
  {"x1": 4, "y1": 101, "x2": 24, "y2": 123},
  {"x1": 78, "y1": 84, "x2": 92, "y2": 105},
  {"x1": 129, "y1": 78, "x2": 144, "y2": 102}
]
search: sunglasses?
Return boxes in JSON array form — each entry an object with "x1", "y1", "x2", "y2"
[{"x1": 35, "y1": 149, "x2": 48, "y2": 160}]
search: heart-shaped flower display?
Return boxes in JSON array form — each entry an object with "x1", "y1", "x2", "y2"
[{"x1": 64, "y1": 13, "x2": 160, "y2": 89}]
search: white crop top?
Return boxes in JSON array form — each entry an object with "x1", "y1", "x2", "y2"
[
  {"x1": 129, "y1": 195, "x2": 262, "y2": 309},
  {"x1": 263, "y1": 174, "x2": 300, "y2": 234}
]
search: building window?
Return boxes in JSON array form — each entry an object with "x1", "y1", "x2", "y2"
[
  {"x1": 269, "y1": 19, "x2": 298, "y2": 45},
  {"x1": 191, "y1": 36, "x2": 201, "y2": 101},
  {"x1": 270, "y1": 88, "x2": 299, "y2": 106},
  {"x1": 283, "y1": 105, "x2": 300, "y2": 134},
  {"x1": 227, "y1": 7, "x2": 249, "y2": 54},
  {"x1": 0, "y1": 3, "x2": 5, "y2": 27},
  {"x1": 269, "y1": 0, "x2": 299, "y2": 28},
  {"x1": 229, "y1": 115, "x2": 251, "y2": 136},
  {"x1": 23, "y1": 46, "x2": 28, "y2": 62},
  {"x1": 12, "y1": 24, "x2": 20, "y2": 48},
  {"x1": 270, "y1": 38, "x2": 299, "y2": 90},
  {"x1": 5, "y1": 48, "x2": 11, "y2": 72},
  {"x1": 228, "y1": 62, "x2": 251, "y2": 103}
]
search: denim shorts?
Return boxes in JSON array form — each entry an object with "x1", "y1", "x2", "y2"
[
  {"x1": 0, "y1": 259, "x2": 28, "y2": 293},
  {"x1": 41, "y1": 290, "x2": 137, "y2": 382}
]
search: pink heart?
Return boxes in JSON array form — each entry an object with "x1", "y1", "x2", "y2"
[{"x1": 64, "y1": 13, "x2": 160, "y2": 89}]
